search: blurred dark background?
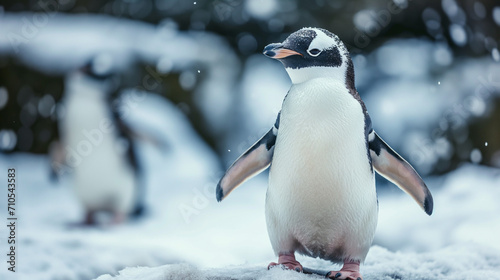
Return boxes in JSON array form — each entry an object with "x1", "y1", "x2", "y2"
[{"x1": 0, "y1": 0, "x2": 499, "y2": 175}]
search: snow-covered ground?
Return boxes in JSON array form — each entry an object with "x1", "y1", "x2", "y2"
[
  {"x1": 1, "y1": 92, "x2": 499, "y2": 280},
  {"x1": 94, "y1": 165, "x2": 500, "y2": 280},
  {"x1": 94, "y1": 243, "x2": 500, "y2": 280}
]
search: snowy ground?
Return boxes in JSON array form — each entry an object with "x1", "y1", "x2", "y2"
[
  {"x1": 94, "y1": 165, "x2": 500, "y2": 280},
  {"x1": 94, "y1": 243, "x2": 500, "y2": 280},
  {"x1": 0, "y1": 93, "x2": 499, "y2": 280}
]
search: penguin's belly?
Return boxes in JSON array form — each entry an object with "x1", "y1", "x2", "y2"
[
  {"x1": 62, "y1": 96, "x2": 136, "y2": 213},
  {"x1": 266, "y1": 80, "x2": 377, "y2": 262}
]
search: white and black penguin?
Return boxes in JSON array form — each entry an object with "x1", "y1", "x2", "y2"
[
  {"x1": 216, "y1": 28, "x2": 433, "y2": 280},
  {"x1": 57, "y1": 56, "x2": 144, "y2": 225}
]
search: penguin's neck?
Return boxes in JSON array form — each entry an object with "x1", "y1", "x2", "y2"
[
  {"x1": 62, "y1": 74, "x2": 113, "y2": 127},
  {"x1": 285, "y1": 77, "x2": 356, "y2": 122},
  {"x1": 285, "y1": 64, "x2": 347, "y2": 85},
  {"x1": 64, "y1": 73, "x2": 109, "y2": 103}
]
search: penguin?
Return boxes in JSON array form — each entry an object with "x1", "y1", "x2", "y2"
[
  {"x1": 216, "y1": 28, "x2": 433, "y2": 280},
  {"x1": 57, "y1": 55, "x2": 144, "y2": 225}
]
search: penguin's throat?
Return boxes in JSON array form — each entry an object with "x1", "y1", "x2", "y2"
[{"x1": 285, "y1": 66, "x2": 347, "y2": 84}]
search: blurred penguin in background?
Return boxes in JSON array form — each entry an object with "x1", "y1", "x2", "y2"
[{"x1": 52, "y1": 54, "x2": 145, "y2": 225}]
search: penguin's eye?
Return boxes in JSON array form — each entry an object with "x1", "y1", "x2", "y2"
[{"x1": 307, "y1": 48, "x2": 321, "y2": 57}]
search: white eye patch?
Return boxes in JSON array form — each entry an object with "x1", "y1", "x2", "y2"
[
  {"x1": 307, "y1": 28, "x2": 338, "y2": 54},
  {"x1": 307, "y1": 48, "x2": 321, "y2": 56}
]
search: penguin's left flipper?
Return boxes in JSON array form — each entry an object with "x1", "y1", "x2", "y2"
[
  {"x1": 369, "y1": 131, "x2": 433, "y2": 215},
  {"x1": 216, "y1": 124, "x2": 278, "y2": 202}
]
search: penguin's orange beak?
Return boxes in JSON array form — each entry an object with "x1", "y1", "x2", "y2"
[{"x1": 263, "y1": 43, "x2": 302, "y2": 59}]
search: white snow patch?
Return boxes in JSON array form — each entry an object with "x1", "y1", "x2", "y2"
[
  {"x1": 493, "y1": 7, "x2": 500, "y2": 26},
  {"x1": 239, "y1": 55, "x2": 288, "y2": 135},
  {"x1": 442, "y1": 0, "x2": 459, "y2": 17},
  {"x1": 0, "y1": 86, "x2": 8, "y2": 109},
  {"x1": 244, "y1": 0, "x2": 278, "y2": 20},
  {"x1": 93, "y1": 244, "x2": 500, "y2": 279},
  {"x1": 375, "y1": 39, "x2": 433, "y2": 77},
  {"x1": 362, "y1": 38, "x2": 500, "y2": 174},
  {"x1": 492, "y1": 48, "x2": 500, "y2": 62},
  {"x1": 353, "y1": 9, "x2": 378, "y2": 34},
  {"x1": 433, "y1": 44, "x2": 453, "y2": 66},
  {"x1": 376, "y1": 164, "x2": 500, "y2": 252},
  {"x1": 0, "y1": 129, "x2": 17, "y2": 151},
  {"x1": 449, "y1": 24, "x2": 467, "y2": 47},
  {"x1": 0, "y1": 13, "x2": 240, "y2": 134},
  {"x1": 470, "y1": 148, "x2": 482, "y2": 163}
]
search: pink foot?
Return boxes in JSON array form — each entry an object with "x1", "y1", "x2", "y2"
[
  {"x1": 327, "y1": 261, "x2": 362, "y2": 280},
  {"x1": 268, "y1": 252, "x2": 303, "y2": 272},
  {"x1": 111, "y1": 212, "x2": 127, "y2": 225}
]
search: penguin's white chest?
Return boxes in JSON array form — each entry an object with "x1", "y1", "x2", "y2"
[
  {"x1": 266, "y1": 78, "x2": 377, "y2": 262},
  {"x1": 60, "y1": 79, "x2": 136, "y2": 214}
]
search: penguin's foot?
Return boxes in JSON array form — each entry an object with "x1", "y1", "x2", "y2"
[
  {"x1": 268, "y1": 252, "x2": 303, "y2": 272},
  {"x1": 112, "y1": 212, "x2": 127, "y2": 225},
  {"x1": 66, "y1": 211, "x2": 97, "y2": 228},
  {"x1": 326, "y1": 261, "x2": 362, "y2": 280}
]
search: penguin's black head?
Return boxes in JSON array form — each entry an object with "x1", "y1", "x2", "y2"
[
  {"x1": 70, "y1": 54, "x2": 121, "y2": 95},
  {"x1": 263, "y1": 28, "x2": 352, "y2": 84},
  {"x1": 80, "y1": 54, "x2": 115, "y2": 80}
]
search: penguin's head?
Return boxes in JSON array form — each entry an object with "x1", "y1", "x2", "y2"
[
  {"x1": 263, "y1": 28, "x2": 353, "y2": 85},
  {"x1": 80, "y1": 54, "x2": 116, "y2": 81},
  {"x1": 67, "y1": 54, "x2": 120, "y2": 95}
]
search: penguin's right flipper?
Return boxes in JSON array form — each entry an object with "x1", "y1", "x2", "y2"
[
  {"x1": 216, "y1": 115, "x2": 280, "y2": 202},
  {"x1": 216, "y1": 128, "x2": 276, "y2": 201}
]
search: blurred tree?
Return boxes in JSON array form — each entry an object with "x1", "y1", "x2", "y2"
[{"x1": 0, "y1": 57, "x2": 63, "y2": 153}]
